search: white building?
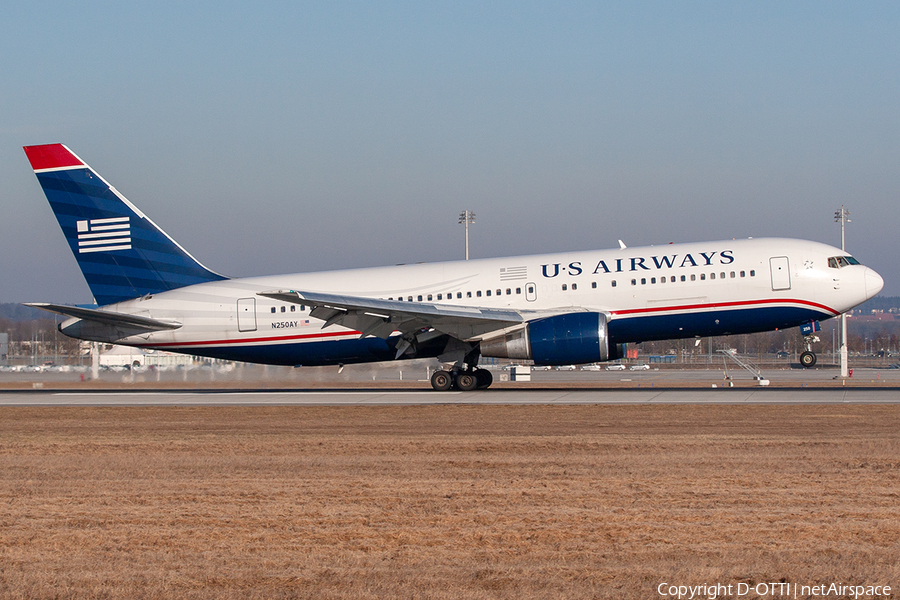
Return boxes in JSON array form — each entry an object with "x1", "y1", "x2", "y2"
[{"x1": 99, "y1": 345, "x2": 194, "y2": 368}]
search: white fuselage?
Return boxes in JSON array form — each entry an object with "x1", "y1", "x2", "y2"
[{"x1": 68, "y1": 237, "x2": 881, "y2": 367}]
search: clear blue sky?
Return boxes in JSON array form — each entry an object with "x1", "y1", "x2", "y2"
[{"x1": 2, "y1": 1, "x2": 898, "y2": 302}]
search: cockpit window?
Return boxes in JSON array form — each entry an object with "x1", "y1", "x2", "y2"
[{"x1": 827, "y1": 256, "x2": 861, "y2": 269}]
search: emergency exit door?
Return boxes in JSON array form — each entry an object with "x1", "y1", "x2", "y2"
[
  {"x1": 770, "y1": 257, "x2": 791, "y2": 291},
  {"x1": 237, "y1": 298, "x2": 257, "y2": 332}
]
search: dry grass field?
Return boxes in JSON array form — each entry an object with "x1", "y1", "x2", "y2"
[{"x1": 1, "y1": 404, "x2": 898, "y2": 599}]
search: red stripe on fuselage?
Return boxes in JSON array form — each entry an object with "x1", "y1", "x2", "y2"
[
  {"x1": 141, "y1": 329, "x2": 363, "y2": 349},
  {"x1": 24, "y1": 144, "x2": 84, "y2": 171},
  {"x1": 610, "y1": 297, "x2": 839, "y2": 318},
  {"x1": 139, "y1": 298, "x2": 835, "y2": 351}
]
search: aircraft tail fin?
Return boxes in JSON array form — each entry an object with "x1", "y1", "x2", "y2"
[{"x1": 24, "y1": 144, "x2": 227, "y2": 306}]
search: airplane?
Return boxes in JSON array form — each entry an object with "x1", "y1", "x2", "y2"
[{"x1": 22, "y1": 143, "x2": 884, "y2": 391}]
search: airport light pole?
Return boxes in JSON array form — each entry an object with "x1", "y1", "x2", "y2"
[
  {"x1": 835, "y1": 206, "x2": 851, "y2": 378},
  {"x1": 459, "y1": 210, "x2": 475, "y2": 260}
]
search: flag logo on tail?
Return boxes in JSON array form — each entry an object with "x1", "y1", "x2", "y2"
[{"x1": 76, "y1": 217, "x2": 131, "y2": 253}]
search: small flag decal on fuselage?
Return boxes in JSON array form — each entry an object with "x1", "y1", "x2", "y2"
[
  {"x1": 500, "y1": 266, "x2": 528, "y2": 281},
  {"x1": 76, "y1": 217, "x2": 131, "y2": 253}
]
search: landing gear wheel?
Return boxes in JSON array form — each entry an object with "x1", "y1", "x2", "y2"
[
  {"x1": 455, "y1": 372, "x2": 478, "y2": 391},
  {"x1": 475, "y1": 368, "x2": 493, "y2": 389},
  {"x1": 799, "y1": 351, "x2": 817, "y2": 368},
  {"x1": 431, "y1": 370, "x2": 453, "y2": 391}
]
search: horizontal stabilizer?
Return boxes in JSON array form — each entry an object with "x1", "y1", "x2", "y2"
[{"x1": 25, "y1": 302, "x2": 181, "y2": 335}]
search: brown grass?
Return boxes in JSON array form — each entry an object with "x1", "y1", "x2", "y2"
[{"x1": 1, "y1": 404, "x2": 899, "y2": 599}]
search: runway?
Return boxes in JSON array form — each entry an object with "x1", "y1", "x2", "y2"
[{"x1": 2, "y1": 387, "x2": 899, "y2": 405}]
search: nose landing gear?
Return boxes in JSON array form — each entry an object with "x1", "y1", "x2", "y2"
[
  {"x1": 799, "y1": 325, "x2": 820, "y2": 368},
  {"x1": 799, "y1": 350, "x2": 817, "y2": 368}
]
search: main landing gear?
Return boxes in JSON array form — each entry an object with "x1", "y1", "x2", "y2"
[{"x1": 430, "y1": 368, "x2": 493, "y2": 391}]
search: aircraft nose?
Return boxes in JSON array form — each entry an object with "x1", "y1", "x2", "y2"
[{"x1": 865, "y1": 268, "x2": 884, "y2": 300}]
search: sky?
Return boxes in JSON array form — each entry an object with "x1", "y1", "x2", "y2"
[{"x1": 2, "y1": 1, "x2": 898, "y2": 303}]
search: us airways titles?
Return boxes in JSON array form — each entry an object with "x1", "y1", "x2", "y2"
[{"x1": 541, "y1": 249, "x2": 735, "y2": 278}]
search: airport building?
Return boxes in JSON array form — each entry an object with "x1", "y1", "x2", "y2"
[{"x1": 99, "y1": 345, "x2": 194, "y2": 368}]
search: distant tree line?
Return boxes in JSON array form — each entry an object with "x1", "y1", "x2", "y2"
[
  {"x1": 0, "y1": 303, "x2": 47, "y2": 322},
  {"x1": 1, "y1": 305, "x2": 83, "y2": 361}
]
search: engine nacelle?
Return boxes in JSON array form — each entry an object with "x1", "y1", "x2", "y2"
[{"x1": 480, "y1": 312, "x2": 624, "y2": 366}]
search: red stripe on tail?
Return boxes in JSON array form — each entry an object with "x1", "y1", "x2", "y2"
[{"x1": 23, "y1": 144, "x2": 84, "y2": 171}]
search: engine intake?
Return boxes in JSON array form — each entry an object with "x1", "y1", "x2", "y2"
[{"x1": 480, "y1": 312, "x2": 623, "y2": 365}]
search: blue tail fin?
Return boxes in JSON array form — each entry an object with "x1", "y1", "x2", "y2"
[{"x1": 24, "y1": 144, "x2": 227, "y2": 306}]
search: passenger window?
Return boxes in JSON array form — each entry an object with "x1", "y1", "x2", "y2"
[
  {"x1": 476, "y1": 291, "x2": 482, "y2": 297},
  {"x1": 611, "y1": 281, "x2": 617, "y2": 287},
  {"x1": 562, "y1": 284, "x2": 567, "y2": 291},
  {"x1": 418, "y1": 295, "x2": 423, "y2": 301},
  {"x1": 457, "y1": 292, "x2": 463, "y2": 299},
  {"x1": 270, "y1": 307, "x2": 276, "y2": 313},
  {"x1": 528, "y1": 286, "x2": 534, "y2": 294},
  {"x1": 467, "y1": 292, "x2": 472, "y2": 298},
  {"x1": 660, "y1": 277, "x2": 665, "y2": 284},
  {"x1": 496, "y1": 289, "x2": 501, "y2": 295},
  {"x1": 710, "y1": 273, "x2": 715, "y2": 280},
  {"x1": 290, "y1": 305, "x2": 296, "y2": 312},
  {"x1": 506, "y1": 288, "x2": 511, "y2": 295},
  {"x1": 650, "y1": 277, "x2": 656, "y2": 284},
  {"x1": 516, "y1": 288, "x2": 522, "y2": 294},
  {"x1": 730, "y1": 272, "x2": 736, "y2": 278},
  {"x1": 486, "y1": 290, "x2": 491, "y2": 296},
  {"x1": 281, "y1": 306, "x2": 286, "y2": 312},
  {"x1": 631, "y1": 279, "x2": 637, "y2": 286},
  {"x1": 750, "y1": 270, "x2": 756, "y2": 277},
  {"x1": 641, "y1": 278, "x2": 646, "y2": 285},
  {"x1": 408, "y1": 296, "x2": 413, "y2": 301},
  {"x1": 720, "y1": 272, "x2": 725, "y2": 279},
  {"x1": 701, "y1": 274, "x2": 706, "y2": 280},
  {"x1": 592, "y1": 282, "x2": 597, "y2": 289},
  {"x1": 691, "y1": 274, "x2": 696, "y2": 281},
  {"x1": 427, "y1": 294, "x2": 433, "y2": 301},
  {"x1": 437, "y1": 294, "x2": 442, "y2": 300},
  {"x1": 740, "y1": 271, "x2": 745, "y2": 277},
  {"x1": 571, "y1": 283, "x2": 577, "y2": 290},
  {"x1": 681, "y1": 275, "x2": 686, "y2": 282}
]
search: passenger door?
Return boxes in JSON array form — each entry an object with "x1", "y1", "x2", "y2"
[{"x1": 769, "y1": 257, "x2": 791, "y2": 291}]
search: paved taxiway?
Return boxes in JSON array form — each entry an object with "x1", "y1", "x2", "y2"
[{"x1": 2, "y1": 388, "x2": 899, "y2": 405}]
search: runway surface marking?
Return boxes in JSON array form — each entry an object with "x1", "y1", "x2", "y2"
[
  {"x1": 49, "y1": 391, "x2": 456, "y2": 396},
  {"x1": 0, "y1": 388, "x2": 896, "y2": 405}
]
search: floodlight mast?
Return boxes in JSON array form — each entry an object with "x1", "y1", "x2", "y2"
[
  {"x1": 835, "y1": 206, "x2": 851, "y2": 378},
  {"x1": 458, "y1": 210, "x2": 475, "y2": 260}
]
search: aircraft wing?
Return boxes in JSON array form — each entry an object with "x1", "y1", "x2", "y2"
[
  {"x1": 24, "y1": 303, "x2": 183, "y2": 334},
  {"x1": 257, "y1": 290, "x2": 549, "y2": 341}
]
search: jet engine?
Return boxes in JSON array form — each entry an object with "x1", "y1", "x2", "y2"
[{"x1": 479, "y1": 312, "x2": 624, "y2": 366}]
